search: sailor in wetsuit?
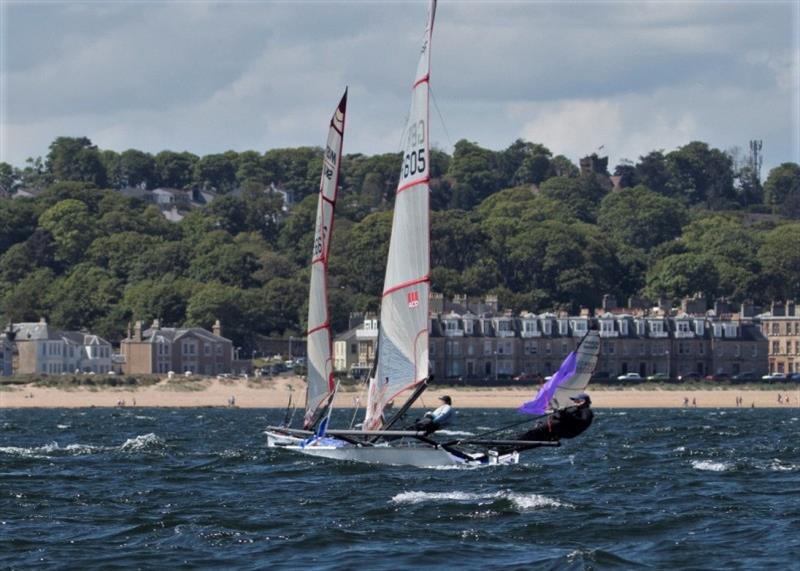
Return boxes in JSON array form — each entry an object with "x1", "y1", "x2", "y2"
[
  {"x1": 519, "y1": 392, "x2": 593, "y2": 442},
  {"x1": 411, "y1": 395, "x2": 454, "y2": 434}
]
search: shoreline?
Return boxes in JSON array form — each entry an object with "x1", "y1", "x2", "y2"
[{"x1": 1, "y1": 377, "x2": 798, "y2": 409}]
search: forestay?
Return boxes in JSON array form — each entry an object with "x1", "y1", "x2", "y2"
[
  {"x1": 364, "y1": 1, "x2": 436, "y2": 430},
  {"x1": 304, "y1": 90, "x2": 347, "y2": 428}
]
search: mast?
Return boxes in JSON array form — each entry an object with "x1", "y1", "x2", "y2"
[
  {"x1": 364, "y1": 0, "x2": 437, "y2": 430},
  {"x1": 304, "y1": 89, "x2": 348, "y2": 429}
]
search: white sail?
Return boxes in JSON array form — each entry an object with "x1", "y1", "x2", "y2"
[
  {"x1": 550, "y1": 331, "x2": 601, "y2": 410},
  {"x1": 364, "y1": 1, "x2": 437, "y2": 430},
  {"x1": 304, "y1": 90, "x2": 348, "y2": 428}
]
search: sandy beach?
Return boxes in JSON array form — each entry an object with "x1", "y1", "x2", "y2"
[{"x1": 1, "y1": 376, "x2": 798, "y2": 409}]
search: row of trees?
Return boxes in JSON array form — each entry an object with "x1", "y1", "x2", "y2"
[{"x1": 0, "y1": 136, "x2": 798, "y2": 349}]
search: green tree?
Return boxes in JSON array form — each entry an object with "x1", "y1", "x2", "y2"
[
  {"x1": 119, "y1": 149, "x2": 156, "y2": 188},
  {"x1": 447, "y1": 139, "x2": 502, "y2": 204},
  {"x1": 154, "y1": 150, "x2": 197, "y2": 188},
  {"x1": 88, "y1": 232, "x2": 164, "y2": 280},
  {"x1": 46, "y1": 264, "x2": 121, "y2": 330},
  {"x1": 120, "y1": 278, "x2": 196, "y2": 326},
  {"x1": 758, "y1": 223, "x2": 800, "y2": 300},
  {"x1": 680, "y1": 215, "x2": 762, "y2": 302},
  {"x1": 0, "y1": 199, "x2": 39, "y2": 252},
  {"x1": 763, "y1": 162, "x2": 800, "y2": 218},
  {"x1": 38, "y1": 199, "x2": 95, "y2": 265},
  {"x1": 635, "y1": 151, "x2": 670, "y2": 196},
  {"x1": 46, "y1": 136, "x2": 107, "y2": 186},
  {"x1": 644, "y1": 253, "x2": 719, "y2": 301},
  {"x1": 665, "y1": 141, "x2": 735, "y2": 207},
  {"x1": 193, "y1": 152, "x2": 238, "y2": 193},
  {"x1": 598, "y1": 185, "x2": 687, "y2": 251},
  {"x1": 0, "y1": 162, "x2": 17, "y2": 194},
  {"x1": 0, "y1": 268, "x2": 55, "y2": 322}
]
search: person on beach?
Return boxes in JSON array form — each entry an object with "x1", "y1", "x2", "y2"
[
  {"x1": 411, "y1": 395, "x2": 454, "y2": 434},
  {"x1": 517, "y1": 392, "x2": 594, "y2": 442}
]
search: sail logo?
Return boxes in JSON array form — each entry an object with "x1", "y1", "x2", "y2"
[{"x1": 407, "y1": 290, "x2": 420, "y2": 308}]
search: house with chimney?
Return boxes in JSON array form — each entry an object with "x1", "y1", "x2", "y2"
[
  {"x1": 11, "y1": 319, "x2": 112, "y2": 374},
  {"x1": 120, "y1": 319, "x2": 234, "y2": 375}
]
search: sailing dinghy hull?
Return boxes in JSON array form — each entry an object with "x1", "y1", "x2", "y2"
[{"x1": 287, "y1": 443, "x2": 519, "y2": 467}]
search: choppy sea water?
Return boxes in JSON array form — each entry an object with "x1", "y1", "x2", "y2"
[{"x1": 1, "y1": 407, "x2": 799, "y2": 570}]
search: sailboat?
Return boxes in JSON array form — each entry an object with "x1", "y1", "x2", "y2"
[
  {"x1": 267, "y1": 1, "x2": 601, "y2": 466},
  {"x1": 265, "y1": 89, "x2": 347, "y2": 447}
]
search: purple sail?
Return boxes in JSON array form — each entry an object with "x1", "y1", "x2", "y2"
[{"x1": 518, "y1": 351, "x2": 578, "y2": 415}]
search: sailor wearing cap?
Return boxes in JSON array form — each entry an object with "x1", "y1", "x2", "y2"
[
  {"x1": 518, "y1": 392, "x2": 594, "y2": 442},
  {"x1": 411, "y1": 395, "x2": 455, "y2": 434}
]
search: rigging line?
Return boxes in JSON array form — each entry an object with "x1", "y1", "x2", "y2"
[
  {"x1": 462, "y1": 414, "x2": 549, "y2": 441},
  {"x1": 429, "y1": 86, "x2": 453, "y2": 149}
]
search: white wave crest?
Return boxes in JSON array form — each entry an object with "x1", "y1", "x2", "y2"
[
  {"x1": 390, "y1": 490, "x2": 571, "y2": 510},
  {"x1": 56, "y1": 424, "x2": 70, "y2": 429},
  {"x1": 769, "y1": 460, "x2": 798, "y2": 472},
  {"x1": 692, "y1": 460, "x2": 733, "y2": 472},
  {"x1": 119, "y1": 433, "x2": 165, "y2": 452},
  {"x1": 0, "y1": 441, "x2": 104, "y2": 457}
]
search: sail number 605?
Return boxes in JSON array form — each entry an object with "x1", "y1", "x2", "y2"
[{"x1": 403, "y1": 148, "x2": 426, "y2": 178}]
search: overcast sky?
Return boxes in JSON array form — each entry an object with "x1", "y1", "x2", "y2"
[{"x1": 2, "y1": 1, "x2": 798, "y2": 175}]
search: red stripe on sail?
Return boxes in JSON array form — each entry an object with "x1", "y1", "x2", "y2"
[
  {"x1": 413, "y1": 74, "x2": 430, "y2": 89},
  {"x1": 383, "y1": 275, "x2": 430, "y2": 298},
  {"x1": 396, "y1": 177, "x2": 429, "y2": 195},
  {"x1": 307, "y1": 322, "x2": 330, "y2": 336}
]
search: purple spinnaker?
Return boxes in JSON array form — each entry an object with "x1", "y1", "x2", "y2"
[{"x1": 518, "y1": 351, "x2": 578, "y2": 415}]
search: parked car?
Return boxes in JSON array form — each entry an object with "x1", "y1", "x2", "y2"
[
  {"x1": 678, "y1": 372, "x2": 701, "y2": 382},
  {"x1": 732, "y1": 371, "x2": 757, "y2": 383},
  {"x1": 788, "y1": 373, "x2": 800, "y2": 382},
  {"x1": 646, "y1": 373, "x2": 670, "y2": 382},
  {"x1": 617, "y1": 372, "x2": 643, "y2": 381},
  {"x1": 762, "y1": 372, "x2": 787, "y2": 382}
]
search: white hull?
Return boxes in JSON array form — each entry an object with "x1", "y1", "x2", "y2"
[{"x1": 283, "y1": 442, "x2": 519, "y2": 467}]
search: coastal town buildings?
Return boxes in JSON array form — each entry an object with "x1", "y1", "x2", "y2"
[
  {"x1": 11, "y1": 319, "x2": 113, "y2": 374},
  {"x1": 120, "y1": 319, "x2": 235, "y2": 375},
  {"x1": 335, "y1": 295, "x2": 769, "y2": 381},
  {"x1": 759, "y1": 301, "x2": 799, "y2": 374}
]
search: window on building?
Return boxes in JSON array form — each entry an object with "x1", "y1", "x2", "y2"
[
  {"x1": 639, "y1": 343, "x2": 645, "y2": 356},
  {"x1": 545, "y1": 342, "x2": 551, "y2": 355},
  {"x1": 787, "y1": 323, "x2": 793, "y2": 335},
  {"x1": 608, "y1": 344, "x2": 615, "y2": 354},
  {"x1": 464, "y1": 320, "x2": 474, "y2": 334},
  {"x1": 350, "y1": 343, "x2": 357, "y2": 355},
  {"x1": 467, "y1": 344, "x2": 475, "y2": 356},
  {"x1": 216, "y1": 345, "x2": 222, "y2": 355},
  {"x1": 205, "y1": 344, "x2": 211, "y2": 356},
  {"x1": 619, "y1": 320, "x2": 629, "y2": 336},
  {"x1": 772, "y1": 341, "x2": 780, "y2": 354},
  {"x1": 772, "y1": 323, "x2": 779, "y2": 335}
]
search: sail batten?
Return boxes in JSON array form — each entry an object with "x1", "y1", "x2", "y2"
[
  {"x1": 304, "y1": 89, "x2": 347, "y2": 429},
  {"x1": 364, "y1": 0, "x2": 436, "y2": 431}
]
